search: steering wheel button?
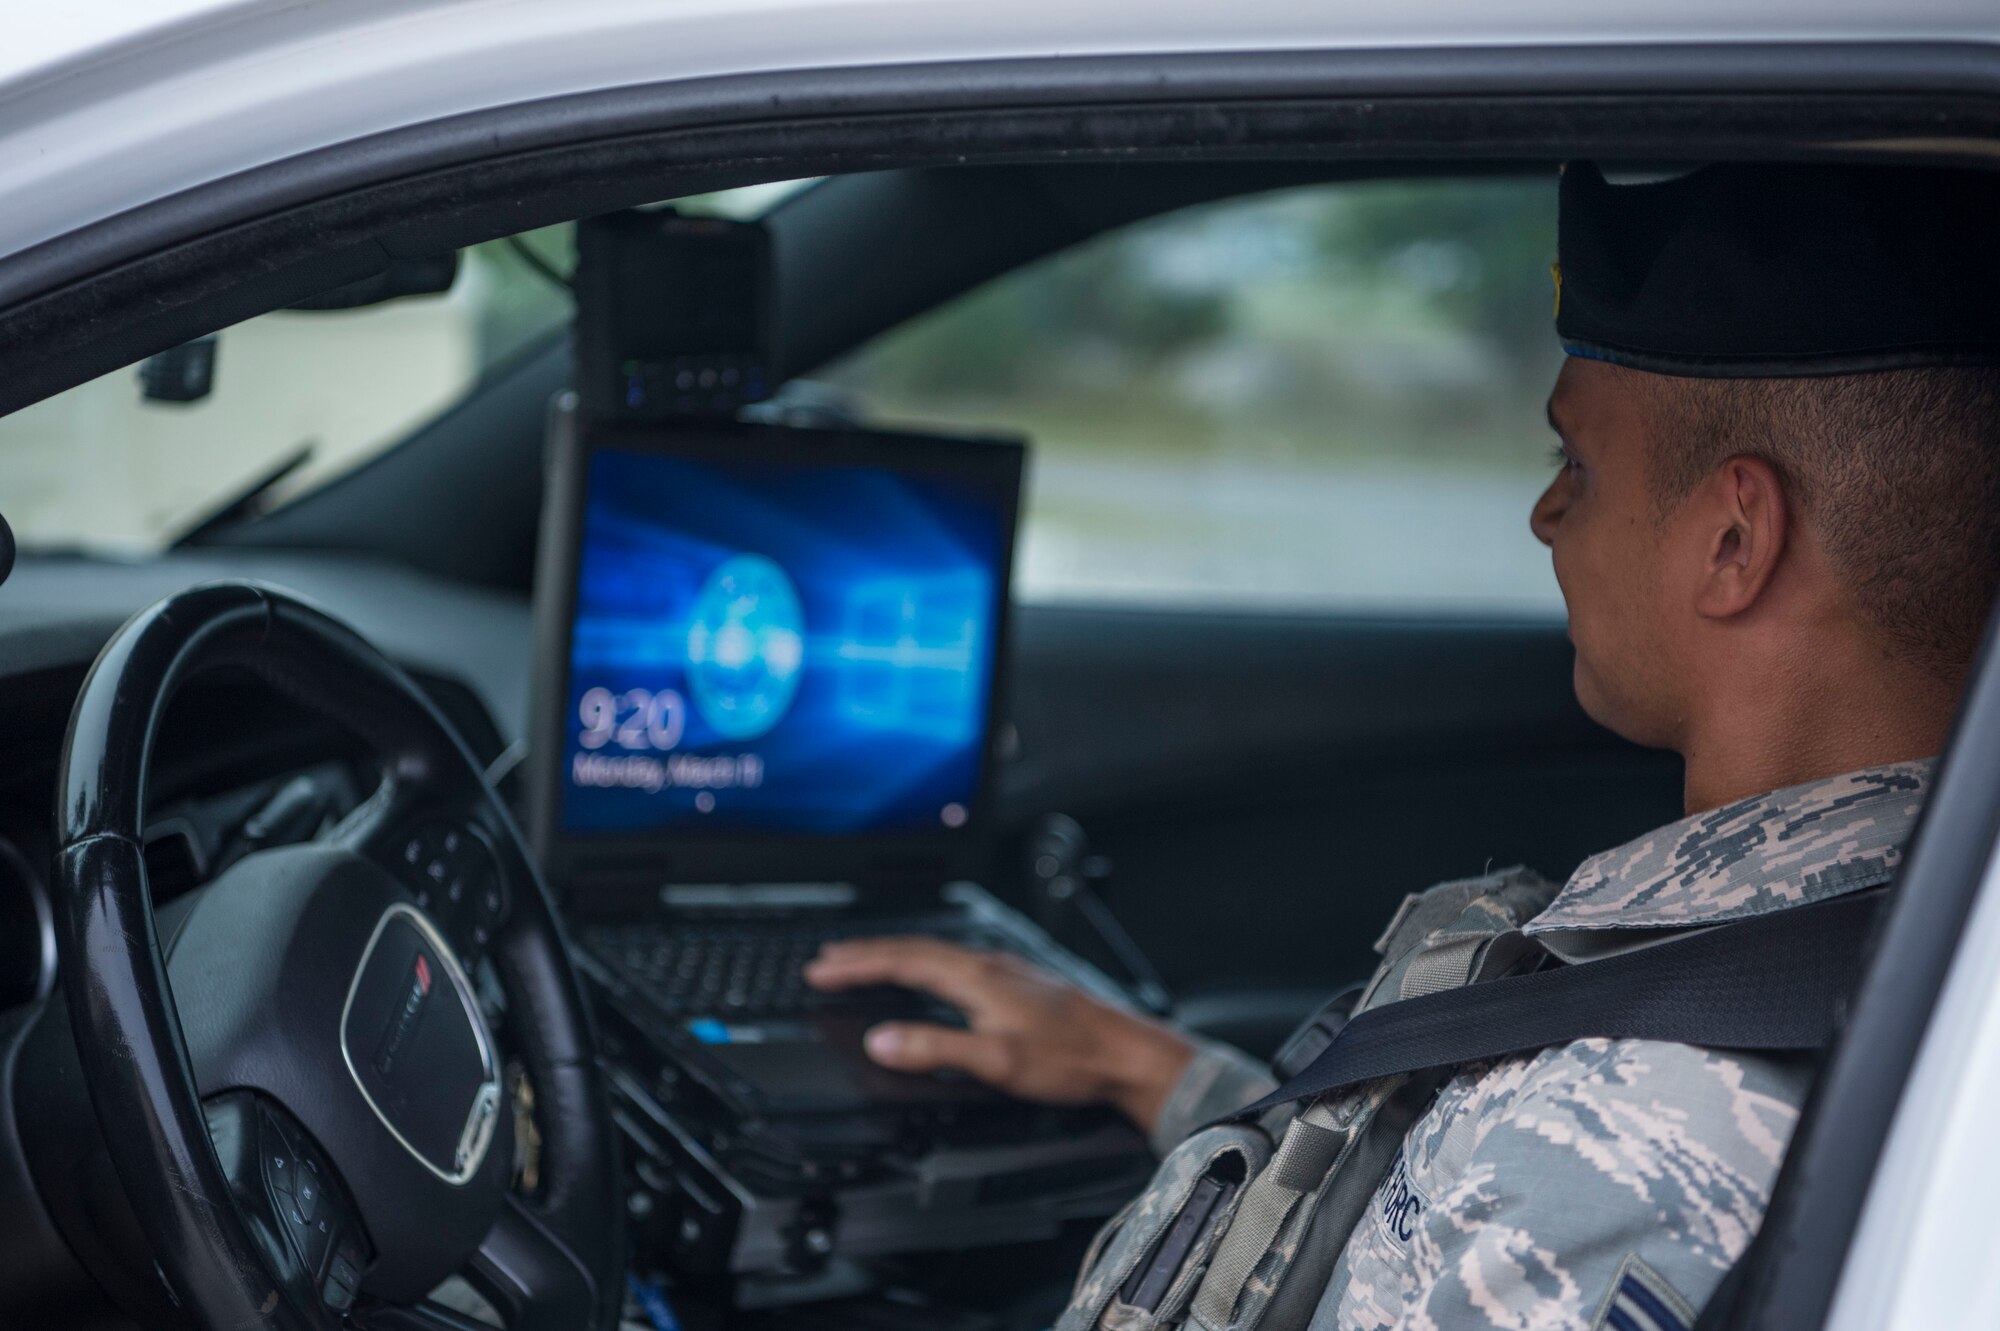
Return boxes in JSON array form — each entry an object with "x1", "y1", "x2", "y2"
[
  {"x1": 330, "y1": 1250, "x2": 362, "y2": 1289},
  {"x1": 294, "y1": 1165, "x2": 321, "y2": 1221},
  {"x1": 279, "y1": 1211, "x2": 316, "y2": 1277},
  {"x1": 305, "y1": 1214, "x2": 334, "y2": 1271},
  {"x1": 323, "y1": 1275, "x2": 355, "y2": 1312}
]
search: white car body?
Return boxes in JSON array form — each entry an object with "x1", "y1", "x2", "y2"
[
  {"x1": 6, "y1": 4, "x2": 2000, "y2": 1328},
  {"x1": 1839, "y1": 844, "x2": 2000, "y2": 1326},
  {"x1": 2, "y1": 0, "x2": 1998, "y2": 264}
]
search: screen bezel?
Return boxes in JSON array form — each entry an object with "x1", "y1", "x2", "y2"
[{"x1": 528, "y1": 402, "x2": 1024, "y2": 903}]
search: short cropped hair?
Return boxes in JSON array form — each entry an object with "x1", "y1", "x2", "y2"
[{"x1": 1635, "y1": 366, "x2": 2000, "y2": 673}]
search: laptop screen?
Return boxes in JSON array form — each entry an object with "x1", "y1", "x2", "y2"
[{"x1": 541, "y1": 422, "x2": 1021, "y2": 852}]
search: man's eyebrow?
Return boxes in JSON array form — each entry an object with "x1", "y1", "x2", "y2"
[{"x1": 1544, "y1": 398, "x2": 1564, "y2": 436}]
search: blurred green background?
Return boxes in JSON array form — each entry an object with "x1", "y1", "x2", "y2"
[
  {"x1": 0, "y1": 175, "x2": 1566, "y2": 614},
  {"x1": 822, "y1": 177, "x2": 1566, "y2": 612}
]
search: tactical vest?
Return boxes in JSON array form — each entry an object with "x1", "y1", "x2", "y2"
[{"x1": 1058, "y1": 867, "x2": 1560, "y2": 1331}]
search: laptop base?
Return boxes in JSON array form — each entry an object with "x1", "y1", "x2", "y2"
[{"x1": 575, "y1": 882, "x2": 1155, "y2": 1296}]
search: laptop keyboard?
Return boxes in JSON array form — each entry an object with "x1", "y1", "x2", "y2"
[{"x1": 586, "y1": 917, "x2": 1007, "y2": 1018}]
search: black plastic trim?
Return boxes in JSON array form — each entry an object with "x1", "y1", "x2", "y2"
[{"x1": 4, "y1": 43, "x2": 2000, "y2": 416}]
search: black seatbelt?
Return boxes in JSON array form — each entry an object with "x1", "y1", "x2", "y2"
[{"x1": 1233, "y1": 887, "x2": 1886, "y2": 1120}]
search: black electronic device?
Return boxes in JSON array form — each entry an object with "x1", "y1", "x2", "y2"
[
  {"x1": 528, "y1": 398, "x2": 1032, "y2": 1106},
  {"x1": 584, "y1": 884, "x2": 1154, "y2": 1292},
  {"x1": 573, "y1": 210, "x2": 774, "y2": 420},
  {"x1": 527, "y1": 400, "x2": 1154, "y2": 1296},
  {"x1": 528, "y1": 398, "x2": 1022, "y2": 894}
]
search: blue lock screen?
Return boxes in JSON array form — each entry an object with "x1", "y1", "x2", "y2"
[{"x1": 560, "y1": 446, "x2": 1008, "y2": 836}]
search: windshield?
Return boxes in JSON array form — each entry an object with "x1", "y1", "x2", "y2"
[{"x1": 0, "y1": 181, "x2": 812, "y2": 554}]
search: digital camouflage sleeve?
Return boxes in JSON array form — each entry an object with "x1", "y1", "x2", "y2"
[{"x1": 1149, "y1": 1037, "x2": 1278, "y2": 1157}]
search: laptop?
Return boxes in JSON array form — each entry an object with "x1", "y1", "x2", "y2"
[{"x1": 528, "y1": 408, "x2": 1117, "y2": 1116}]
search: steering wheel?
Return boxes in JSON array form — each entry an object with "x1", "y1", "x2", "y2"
[{"x1": 51, "y1": 583, "x2": 624, "y2": 1330}]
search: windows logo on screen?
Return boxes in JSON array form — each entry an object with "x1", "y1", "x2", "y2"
[{"x1": 684, "y1": 554, "x2": 805, "y2": 740}]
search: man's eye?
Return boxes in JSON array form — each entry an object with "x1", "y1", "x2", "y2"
[{"x1": 1548, "y1": 444, "x2": 1578, "y2": 473}]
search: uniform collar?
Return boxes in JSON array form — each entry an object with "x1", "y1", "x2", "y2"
[{"x1": 1524, "y1": 760, "x2": 1933, "y2": 953}]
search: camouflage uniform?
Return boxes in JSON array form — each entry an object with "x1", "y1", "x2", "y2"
[{"x1": 1148, "y1": 760, "x2": 1932, "y2": 1331}]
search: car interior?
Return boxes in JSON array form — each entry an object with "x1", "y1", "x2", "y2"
[{"x1": 0, "y1": 79, "x2": 1989, "y2": 1330}]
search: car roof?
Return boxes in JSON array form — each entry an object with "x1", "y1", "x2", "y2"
[{"x1": 6, "y1": 1, "x2": 1999, "y2": 270}]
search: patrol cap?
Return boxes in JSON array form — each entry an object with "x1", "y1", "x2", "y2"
[{"x1": 1555, "y1": 160, "x2": 2000, "y2": 377}]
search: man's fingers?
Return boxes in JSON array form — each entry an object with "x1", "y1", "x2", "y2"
[
  {"x1": 863, "y1": 1021, "x2": 1016, "y2": 1087},
  {"x1": 804, "y1": 936, "x2": 1000, "y2": 1010}
]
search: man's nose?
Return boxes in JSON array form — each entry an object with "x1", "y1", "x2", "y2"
[{"x1": 1530, "y1": 477, "x2": 1565, "y2": 548}]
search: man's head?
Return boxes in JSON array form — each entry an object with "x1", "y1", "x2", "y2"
[
  {"x1": 1532, "y1": 162, "x2": 2000, "y2": 796},
  {"x1": 1533, "y1": 358, "x2": 2000, "y2": 750}
]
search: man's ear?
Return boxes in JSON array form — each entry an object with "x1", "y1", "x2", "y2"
[{"x1": 1693, "y1": 455, "x2": 1790, "y2": 621}]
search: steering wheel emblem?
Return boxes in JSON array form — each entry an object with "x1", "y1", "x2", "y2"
[{"x1": 339, "y1": 903, "x2": 502, "y2": 1186}]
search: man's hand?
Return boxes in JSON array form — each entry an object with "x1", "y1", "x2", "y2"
[{"x1": 804, "y1": 938, "x2": 1195, "y2": 1135}]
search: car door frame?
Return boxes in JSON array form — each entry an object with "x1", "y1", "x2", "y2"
[
  {"x1": 6, "y1": 42, "x2": 2000, "y2": 414},
  {"x1": 1730, "y1": 604, "x2": 2000, "y2": 1330},
  {"x1": 7, "y1": 41, "x2": 2000, "y2": 1328}
]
